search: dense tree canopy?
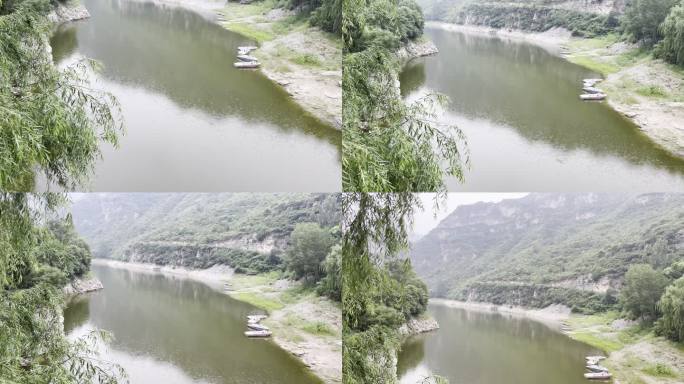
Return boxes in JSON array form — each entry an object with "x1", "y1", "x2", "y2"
[
  {"x1": 656, "y1": 276, "x2": 684, "y2": 341},
  {"x1": 0, "y1": 0, "x2": 122, "y2": 191},
  {"x1": 285, "y1": 222, "x2": 334, "y2": 283},
  {"x1": 619, "y1": 264, "x2": 669, "y2": 321},
  {"x1": 655, "y1": 0, "x2": 684, "y2": 65},
  {"x1": 621, "y1": 0, "x2": 678, "y2": 45}
]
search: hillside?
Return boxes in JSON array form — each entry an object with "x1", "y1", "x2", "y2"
[
  {"x1": 409, "y1": 193, "x2": 684, "y2": 312},
  {"x1": 70, "y1": 193, "x2": 340, "y2": 274}
]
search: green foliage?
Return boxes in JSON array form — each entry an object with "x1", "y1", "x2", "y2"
[
  {"x1": 342, "y1": 0, "x2": 467, "y2": 192},
  {"x1": 655, "y1": 0, "x2": 684, "y2": 66},
  {"x1": 311, "y1": 0, "x2": 342, "y2": 33},
  {"x1": 285, "y1": 222, "x2": 334, "y2": 282},
  {"x1": 0, "y1": 0, "x2": 122, "y2": 190},
  {"x1": 664, "y1": 260, "x2": 684, "y2": 279},
  {"x1": 32, "y1": 216, "x2": 91, "y2": 282},
  {"x1": 642, "y1": 362, "x2": 677, "y2": 377},
  {"x1": 124, "y1": 242, "x2": 281, "y2": 274},
  {"x1": 622, "y1": 0, "x2": 679, "y2": 45},
  {"x1": 318, "y1": 244, "x2": 342, "y2": 300},
  {"x1": 636, "y1": 84, "x2": 669, "y2": 97},
  {"x1": 343, "y1": 193, "x2": 434, "y2": 383},
  {"x1": 656, "y1": 276, "x2": 684, "y2": 341},
  {"x1": 620, "y1": 264, "x2": 669, "y2": 321},
  {"x1": 0, "y1": 193, "x2": 124, "y2": 383}
]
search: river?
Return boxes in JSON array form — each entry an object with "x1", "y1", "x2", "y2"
[
  {"x1": 397, "y1": 304, "x2": 603, "y2": 384},
  {"x1": 48, "y1": 0, "x2": 340, "y2": 192},
  {"x1": 400, "y1": 26, "x2": 684, "y2": 191},
  {"x1": 64, "y1": 265, "x2": 322, "y2": 384}
]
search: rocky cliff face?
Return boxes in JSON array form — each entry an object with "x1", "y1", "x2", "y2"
[{"x1": 409, "y1": 193, "x2": 684, "y2": 311}]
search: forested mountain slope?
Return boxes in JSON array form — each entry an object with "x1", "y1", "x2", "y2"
[
  {"x1": 409, "y1": 193, "x2": 684, "y2": 312},
  {"x1": 70, "y1": 193, "x2": 340, "y2": 273},
  {"x1": 417, "y1": 0, "x2": 625, "y2": 36}
]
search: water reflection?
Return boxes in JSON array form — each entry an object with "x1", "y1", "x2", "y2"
[
  {"x1": 64, "y1": 265, "x2": 323, "y2": 384},
  {"x1": 400, "y1": 26, "x2": 684, "y2": 191},
  {"x1": 397, "y1": 304, "x2": 603, "y2": 384},
  {"x1": 47, "y1": 0, "x2": 341, "y2": 191}
]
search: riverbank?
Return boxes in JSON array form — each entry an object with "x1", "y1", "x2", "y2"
[
  {"x1": 430, "y1": 298, "x2": 572, "y2": 330},
  {"x1": 565, "y1": 312, "x2": 684, "y2": 384},
  {"x1": 91, "y1": 259, "x2": 342, "y2": 383},
  {"x1": 426, "y1": 21, "x2": 684, "y2": 160},
  {"x1": 432, "y1": 298, "x2": 684, "y2": 383},
  {"x1": 216, "y1": 0, "x2": 342, "y2": 129}
]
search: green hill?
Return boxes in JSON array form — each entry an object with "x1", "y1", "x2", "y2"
[
  {"x1": 409, "y1": 193, "x2": 684, "y2": 313},
  {"x1": 70, "y1": 193, "x2": 340, "y2": 274}
]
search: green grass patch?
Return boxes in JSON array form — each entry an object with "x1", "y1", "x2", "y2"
[
  {"x1": 291, "y1": 53, "x2": 322, "y2": 67},
  {"x1": 635, "y1": 85, "x2": 669, "y2": 98},
  {"x1": 568, "y1": 34, "x2": 620, "y2": 51},
  {"x1": 220, "y1": 0, "x2": 274, "y2": 18},
  {"x1": 283, "y1": 314, "x2": 337, "y2": 336},
  {"x1": 570, "y1": 331, "x2": 623, "y2": 352},
  {"x1": 224, "y1": 23, "x2": 274, "y2": 43},
  {"x1": 301, "y1": 321, "x2": 336, "y2": 336},
  {"x1": 642, "y1": 363, "x2": 677, "y2": 378},
  {"x1": 232, "y1": 292, "x2": 283, "y2": 312},
  {"x1": 568, "y1": 55, "x2": 620, "y2": 75},
  {"x1": 230, "y1": 271, "x2": 281, "y2": 290}
]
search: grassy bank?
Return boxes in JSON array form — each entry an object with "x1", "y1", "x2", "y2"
[
  {"x1": 562, "y1": 34, "x2": 684, "y2": 158},
  {"x1": 565, "y1": 312, "x2": 684, "y2": 384},
  {"x1": 225, "y1": 271, "x2": 342, "y2": 383},
  {"x1": 565, "y1": 34, "x2": 684, "y2": 103},
  {"x1": 216, "y1": 0, "x2": 342, "y2": 128}
]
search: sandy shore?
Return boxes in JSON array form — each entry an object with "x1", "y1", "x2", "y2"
[
  {"x1": 427, "y1": 21, "x2": 684, "y2": 159},
  {"x1": 92, "y1": 259, "x2": 341, "y2": 383},
  {"x1": 430, "y1": 298, "x2": 572, "y2": 329}
]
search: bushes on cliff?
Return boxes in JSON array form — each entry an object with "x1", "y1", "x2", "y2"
[
  {"x1": 0, "y1": 194, "x2": 124, "y2": 383},
  {"x1": 452, "y1": 3, "x2": 612, "y2": 37},
  {"x1": 457, "y1": 281, "x2": 612, "y2": 314}
]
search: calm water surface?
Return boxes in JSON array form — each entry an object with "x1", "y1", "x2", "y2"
[
  {"x1": 400, "y1": 26, "x2": 684, "y2": 191},
  {"x1": 397, "y1": 304, "x2": 603, "y2": 384},
  {"x1": 48, "y1": 0, "x2": 340, "y2": 191},
  {"x1": 64, "y1": 265, "x2": 322, "y2": 384}
]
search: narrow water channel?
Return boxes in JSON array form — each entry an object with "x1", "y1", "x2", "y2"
[
  {"x1": 64, "y1": 265, "x2": 322, "y2": 384},
  {"x1": 48, "y1": 0, "x2": 340, "y2": 192},
  {"x1": 397, "y1": 304, "x2": 603, "y2": 384},
  {"x1": 400, "y1": 26, "x2": 684, "y2": 191}
]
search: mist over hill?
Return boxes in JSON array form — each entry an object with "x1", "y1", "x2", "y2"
[{"x1": 409, "y1": 193, "x2": 684, "y2": 312}]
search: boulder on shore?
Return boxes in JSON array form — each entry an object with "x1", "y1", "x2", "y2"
[
  {"x1": 63, "y1": 276, "x2": 104, "y2": 296},
  {"x1": 399, "y1": 316, "x2": 440, "y2": 336}
]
